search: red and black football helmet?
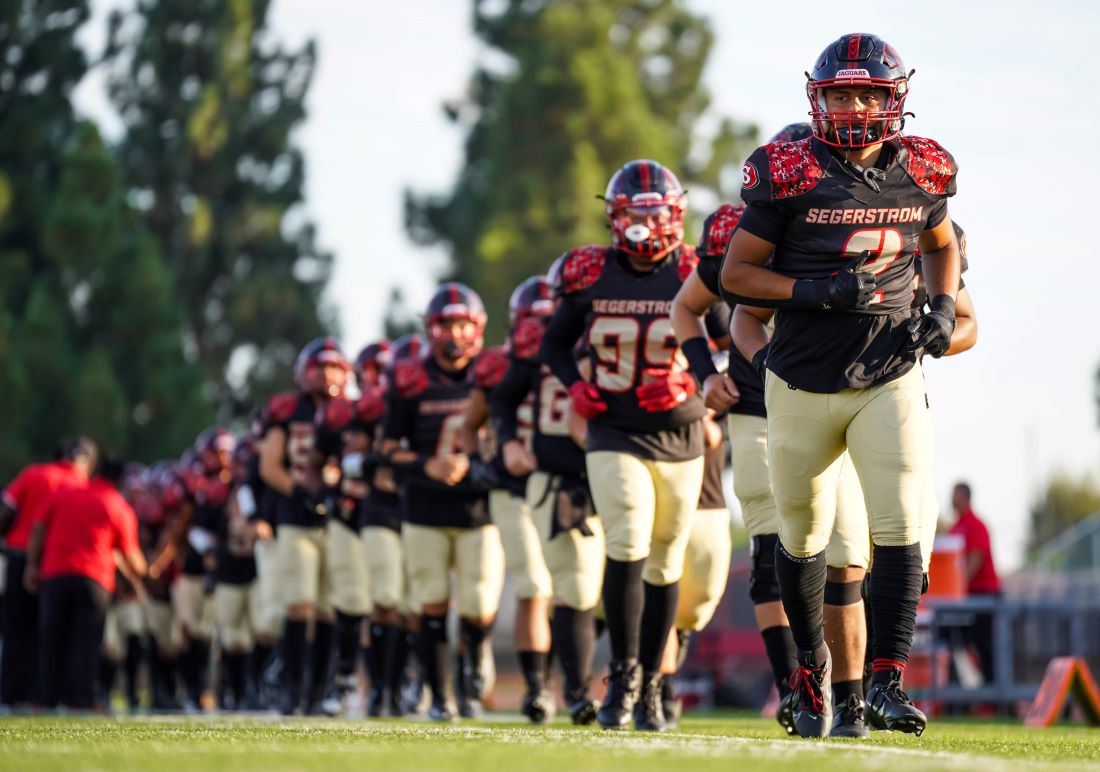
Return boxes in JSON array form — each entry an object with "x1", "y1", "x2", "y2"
[
  {"x1": 603, "y1": 160, "x2": 686, "y2": 260},
  {"x1": 355, "y1": 340, "x2": 392, "y2": 389},
  {"x1": 546, "y1": 253, "x2": 568, "y2": 299},
  {"x1": 806, "y1": 33, "x2": 910, "y2": 149},
  {"x1": 508, "y1": 275, "x2": 554, "y2": 324},
  {"x1": 294, "y1": 336, "x2": 352, "y2": 398},
  {"x1": 768, "y1": 122, "x2": 814, "y2": 144},
  {"x1": 194, "y1": 427, "x2": 236, "y2": 475},
  {"x1": 391, "y1": 332, "x2": 427, "y2": 362},
  {"x1": 424, "y1": 283, "x2": 487, "y2": 361}
]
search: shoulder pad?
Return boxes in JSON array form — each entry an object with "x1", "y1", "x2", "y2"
[
  {"x1": 900, "y1": 136, "x2": 957, "y2": 195},
  {"x1": 474, "y1": 346, "x2": 510, "y2": 389},
  {"x1": 320, "y1": 398, "x2": 356, "y2": 431},
  {"x1": 561, "y1": 245, "x2": 609, "y2": 295},
  {"x1": 202, "y1": 479, "x2": 229, "y2": 508},
  {"x1": 266, "y1": 391, "x2": 299, "y2": 423},
  {"x1": 357, "y1": 386, "x2": 386, "y2": 424},
  {"x1": 394, "y1": 357, "x2": 429, "y2": 399},
  {"x1": 742, "y1": 139, "x2": 823, "y2": 201},
  {"x1": 676, "y1": 244, "x2": 698, "y2": 282},
  {"x1": 699, "y1": 204, "x2": 745, "y2": 258}
]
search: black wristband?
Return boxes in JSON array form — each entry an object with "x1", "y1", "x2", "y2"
[
  {"x1": 789, "y1": 278, "x2": 829, "y2": 309},
  {"x1": 681, "y1": 337, "x2": 719, "y2": 382}
]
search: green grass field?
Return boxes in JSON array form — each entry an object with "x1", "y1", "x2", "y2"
[{"x1": 2, "y1": 715, "x2": 1099, "y2": 772}]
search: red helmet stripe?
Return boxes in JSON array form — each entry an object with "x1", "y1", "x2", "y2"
[
  {"x1": 847, "y1": 34, "x2": 861, "y2": 61},
  {"x1": 639, "y1": 161, "x2": 651, "y2": 193}
]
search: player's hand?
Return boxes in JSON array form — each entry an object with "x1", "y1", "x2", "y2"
[
  {"x1": 702, "y1": 373, "x2": 740, "y2": 412},
  {"x1": 792, "y1": 250, "x2": 877, "y2": 310},
  {"x1": 251, "y1": 520, "x2": 274, "y2": 541},
  {"x1": 568, "y1": 381, "x2": 608, "y2": 420},
  {"x1": 636, "y1": 368, "x2": 697, "y2": 413},
  {"x1": 907, "y1": 294, "x2": 956, "y2": 358},
  {"x1": 502, "y1": 439, "x2": 536, "y2": 477},
  {"x1": 425, "y1": 454, "x2": 470, "y2": 486},
  {"x1": 203, "y1": 552, "x2": 218, "y2": 573}
]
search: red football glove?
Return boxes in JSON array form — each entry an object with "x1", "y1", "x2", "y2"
[
  {"x1": 568, "y1": 381, "x2": 608, "y2": 420},
  {"x1": 635, "y1": 368, "x2": 696, "y2": 412}
]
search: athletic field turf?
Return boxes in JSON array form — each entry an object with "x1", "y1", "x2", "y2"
[{"x1": 3, "y1": 715, "x2": 1098, "y2": 772}]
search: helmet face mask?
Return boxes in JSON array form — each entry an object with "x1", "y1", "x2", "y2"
[
  {"x1": 604, "y1": 160, "x2": 686, "y2": 260},
  {"x1": 806, "y1": 34, "x2": 910, "y2": 149}
]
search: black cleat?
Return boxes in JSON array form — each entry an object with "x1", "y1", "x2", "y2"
[
  {"x1": 789, "y1": 649, "x2": 832, "y2": 738},
  {"x1": 279, "y1": 690, "x2": 302, "y2": 717},
  {"x1": 830, "y1": 694, "x2": 870, "y2": 738},
  {"x1": 866, "y1": 669, "x2": 926, "y2": 736},
  {"x1": 428, "y1": 698, "x2": 454, "y2": 722},
  {"x1": 387, "y1": 689, "x2": 405, "y2": 718},
  {"x1": 365, "y1": 686, "x2": 385, "y2": 718},
  {"x1": 597, "y1": 660, "x2": 641, "y2": 731},
  {"x1": 568, "y1": 695, "x2": 600, "y2": 726},
  {"x1": 633, "y1": 671, "x2": 668, "y2": 732},
  {"x1": 776, "y1": 689, "x2": 796, "y2": 736},
  {"x1": 521, "y1": 688, "x2": 555, "y2": 724},
  {"x1": 661, "y1": 678, "x2": 683, "y2": 730}
]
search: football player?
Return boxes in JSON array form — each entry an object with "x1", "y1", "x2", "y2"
[
  {"x1": 721, "y1": 34, "x2": 961, "y2": 737},
  {"x1": 489, "y1": 269, "x2": 607, "y2": 725},
  {"x1": 381, "y1": 285, "x2": 505, "y2": 721},
  {"x1": 144, "y1": 463, "x2": 187, "y2": 711},
  {"x1": 359, "y1": 337, "x2": 419, "y2": 717},
  {"x1": 463, "y1": 277, "x2": 555, "y2": 723},
  {"x1": 258, "y1": 337, "x2": 352, "y2": 715},
  {"x1": 541, "y1": 160, "x2": 721, "y2": 731}
]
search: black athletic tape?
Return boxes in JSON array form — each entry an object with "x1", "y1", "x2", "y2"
[
  {"x1": 748, "y1": 533, "x2": 782, "y2": 605},
  {"x1": 824, "y1": 579, "x2": 863, "y2": 606}
]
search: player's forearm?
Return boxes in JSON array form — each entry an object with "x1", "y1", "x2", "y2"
[
  {"x1": 259, "y1": 460, "x2": 295, "y2": 497},
  {"x1": 919, "y1": 243, "x2": 961, "y2": 303},
  {"x1": 731, "y1": 306, "x2": 771, "y2": 362},
  {"x1": 946, "y1": 294, "x2": 977, "y2": 356}
]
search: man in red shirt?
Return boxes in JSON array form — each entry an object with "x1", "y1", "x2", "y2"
[
  {"x1": 0, "y1": 437, "x2": 97, "y2": 709},
  {"x1": 948, "y1": 482, "x2": 1000, "y2": 684},
  {"x1": 24, "y1": 456, "x2": 146, "y2": 711}
]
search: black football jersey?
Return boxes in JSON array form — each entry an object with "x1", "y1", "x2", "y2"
[
  {"x1": 382, "y1": 357, "x2": 490, "y2": 529},
  {"x1": 696, "y1": 254, "x2": 766, "y2": 419},
  {"x1": 737, "y1": 135, "x2": 958, "y2": 392},
  {"x1": 261, "y1": 391, "x2": 342, "y2": 528},
  {"x1": 550, "y1": 245, "x2": 715, "y2": 462},
  {"x1": 212, "y1": 496, "x2": 257, "y2": 586}
]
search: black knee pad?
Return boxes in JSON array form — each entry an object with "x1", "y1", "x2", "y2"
[
  {"x1": 749, "y1": 534, "x2": 782, "y2": 605},
  {"x1": 823, "y1": 579, "x2": 863, "y2": 606}
]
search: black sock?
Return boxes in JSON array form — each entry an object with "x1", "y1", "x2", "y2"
[
  {"x1": 384, "y1": 625, "x2": 407, "y2": 694},
  {"x1": 222, "y1": 652, "x2": 245, "y2": 703},
  {"x1": 153, "y1": 655, "x2": 174, "y2": 703},
  {"x1": 639, "y1": 581, "x2": 678, "y2": 673},
  {"x1": 419, "y1": 613, "x2": 448, "y2": 701},
  {"x1": 251, "y1": 642, "x2": 273, "y2": 690},
  {"x1": 774, "y1": 542, "x2": 827, "y2": 655},
  {"x1": 602, "y1": 558, "x2": 645, "y2": 662},
  {"x1": 98, "y1": 655, "x2": 118, "y2": 702},
  {"x1": 551, "y1": 607, "x2": 596, "y2": 697},
  {"x1": 459, "y1": 619, "x2": 490, "y2": 692},
  {"x1": 367, "y1": 622, "x2": 387, "y2": 690},
  {"x1": 283, "y1": 619, "x2": 308, "y2": 699},
  {"x1": 124, "y1": 634, "x2": 143, "y2": 707},
  {"x1": 335, "y1": 611, "x2": 363, "y2": 678},
  {"x1": 760, "y1": 625, "x2": 798, "y2": 695},
  {"x1": 595, "y1": 617, "x2": 607, "y2": 641},
  {"x1": 518, "y1": 650, "x2": 547, "y2": 692},
  {"x1": 191, "y1": 638, "x2": 211, "y2": 703},
  {"x1": 869, "y1": 543, "x2": 923, "y2": 683},
  {"x1": 674, "y1": 629, "x2": 692, "y2": 672},
  {"x1": 310, "y1": 621, "x2": 334, "y2": 699},
  {"x1": 833, "y1": 678, "x2": 864, "y2": 704}
]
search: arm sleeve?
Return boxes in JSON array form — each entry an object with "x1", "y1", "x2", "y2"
[
  {"x1": 541, "y1": 298, "x2": 588, "y2": 388},
  {"x1": 703, "y1": 302, "x2": 731, "y2": 340},
  {"x1": 489, "y1": 362, "x2": 536, "y2": 444},
  {"x1": 695, "y1": 256, "x2": 722, "y2": 298}
]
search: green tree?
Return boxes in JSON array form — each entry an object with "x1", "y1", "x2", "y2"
[
  {"x1": 405, "y1": 0, "x2": 756, "y2": 340},
  {"x1": 106, "y1": 0, "x2": 334, "y2": 417},
  {"x1": 1028, "y1": 470, "x2": 1100, "y2": 557}
]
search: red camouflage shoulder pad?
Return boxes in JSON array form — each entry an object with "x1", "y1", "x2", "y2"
[
  {"x1": 474, "y1": 346, "x2": 510, "y2": 389},
  {"x1": 899, "y1": 136, "x2": 957, "y2": 195},
  {"x1": 561, "y1": 245, "x2": 609, "y2": 295},
  {"x1": 201, "y1": 478, "x2": 229, "y2": 508},
  {"x1": 763, "y1": 138, "x2": 824, "y2": 199},
  {"x1": 676, "y1": 243, "x2": 698, "y2": 282},
  {"x1": 266, "y1": 391, "x2": 299, "y2": 424},
  {"x1": 699, "y1": 204, "x2": 745, "y2": 257},
  {"x1": 357, "y1": 385, "x2": 386, "y2": 424},
  {"x1": 394, "y1": 357, "x2": 429, "y2": 399},
  {"x1": 320, "y1": 397, "x2": 356, "y2": 431}
]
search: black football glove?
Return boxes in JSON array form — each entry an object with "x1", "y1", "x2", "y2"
[
  {"x1": 907, "y1": 294, "x2": 956, "y2": 358},
  {"x1": 467, "y1": 458, "x2": 501, "y2": 492},
  {"x1": 750, "y1": 343, "x2": 770, "y2": 381},
  {"x1": 791, "y1": 250, "x2": 877, "y2": 310}
]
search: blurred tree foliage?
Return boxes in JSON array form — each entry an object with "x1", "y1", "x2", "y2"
[
  {"x1": 105, "y1": 0, "x2": 334, "y2": 418},
  {"x1": 1028, "y1": 471, "x2": 1100, "y2": 560},
  {"x1": 405, "y1": 0, "x2": 757, "y2": 341},
  {"x1": 0, "y1": 0, "x2": 209, "y2": 478}
]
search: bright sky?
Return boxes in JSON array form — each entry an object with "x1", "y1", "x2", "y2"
[{"x1": 76, "y1": 1, "x2": 1100, "y2": 570}]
